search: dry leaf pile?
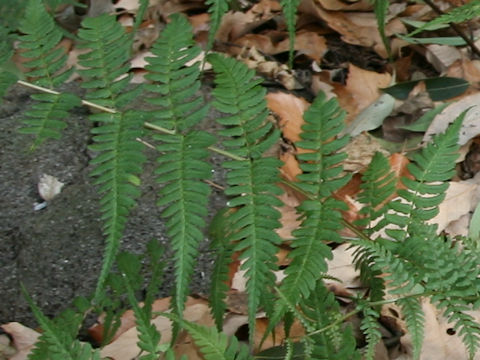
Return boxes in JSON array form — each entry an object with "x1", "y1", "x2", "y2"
[{"x1": 5, "y1": 0, "x2": 480, "y2": 359}]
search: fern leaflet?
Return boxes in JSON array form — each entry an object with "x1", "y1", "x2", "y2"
[
  {"x1": 359, "y1": 305, "x2": 382, "y2": 360},
  {"x1": 408, "y1": 0, "x2": 480, "y2": 37},
  {"x1": 397, "y1": 297, "x2": 424, "y2": 360},
  {"x1": 206, "y1": 0, "x2": 230, "y2": 51},
  {"x1": 208, "y1": 52, "x2": 283, "y2": 342},
  {"x1": 77, "y1": 13, "x2": 146, "y2": 303},
  {"x1": 302, "y1": 282, "x2": 361, "y2": 359},
  {"x1": 280, "y1": 0, "x2": 301, "y2": 68},
  {"x1": 208, "y1": 208, "x2": 236, "y2": 330},
  {"x1": 166, "y1": 314, "x2": 253, "y2": 360},
  {"x1": 386, "y1": 112, "x2": 465, "y2": 241},
  {"x1": 16, "y1": 0, "x2": 79, "y2": 148},
  {"x1": 23, "y1": 286, "x2": 99, "y2": 360},
  {"x1": 117, "y1": 251, "x2": 162, "y2": 359},
  {"x1": 280, "y1": 92, "x2": 349, "y2": 306},
  {"x1": 144, "y1": 14, "x2": 215, "y2": 324}
]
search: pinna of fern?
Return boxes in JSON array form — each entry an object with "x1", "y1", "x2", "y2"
[
  {"x1": 208, "y1": 52, "x2": 284, "y2": 340},
  {"x1": 76, "y1": 13, "x2": 146, "y2": 304},
  {"x1": 143, "y1": 14, "x2": 215, "y2": 325},
  {"x1": 16, "y1": 0, "x2": 80, "y2": 149},
  {"x1": 23, "y1": 285, "x2": 100, "y2": 360},
  {"x1": 266, "y1": 92, "x2": 350, "y2": 339}
]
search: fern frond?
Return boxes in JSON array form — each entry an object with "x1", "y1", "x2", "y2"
[
  {"x1": 166, "y1": 314, "x2": 253, "y2": 360},
  {"x1": 280, "y1": 0, "x2": 301, "y2": 68},
  {"x1": 355, "y1": 151, "x2": 396, "y2": 232},
  {"x1": 373, "y1": 0, "x2": 391, "y2": 58},
  {"x1": 0, "y1": 27, "x2": 17, "y2": 101},
  {"x1": 208, "y1": 52, "x2": 284, "y2": 342},
  {"x1": 386, "y1": 111, "x2": 465, "y2": 241},
  {"x1": 77, "y1": 14, "x2": 146, "y2": 303},
  {"x1": 117, "y1": 252, "x2": 162, "y2": 359},
  {"x1": 206, "y1": 0, "x2": 230, "y2": 51},
  {"x1": 301, "y1": 282, "x2": 361, "y2": 359},
  {"x1": 359, "y1": 305, "x2": 382, "y2": 360},
  {"x1": 22, "y1": 285, "x2": 98, "y2": 360},
  {"x1": 208, "y1": 208, "x2": 236, "y2": 330},
  {"x1": 279, "y1": 92, "x2": 349, "y2": 308},
  {"x1": 398, "y1": 297, "x2": 424, "y2": 360},
  {"x1": 144, "y1": 14, "x2": 215, "y2": 323},
  {"x1": 16, "y1": 0, "x2": 78, "y2": 147},
  {"x1": 409, "y1": 0, "x2": 480, "y2": 37}
]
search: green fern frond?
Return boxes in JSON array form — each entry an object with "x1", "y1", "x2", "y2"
[
  {"x1": 18, "y1": 0, "x2": 74, "y2": 87},
  {"x1": 359, "y1": 305, "x2": 382, "y2": 360},
  {"x1": 373, "y1": 0, "x2": 391, "y2": 58},
  {"x1": 355, "y1": 151, "x2": 396, "y2": 232},
  {"x1": 77, "y1": 13, "x2": 146, "y2": 303},
  {"x1": 117, "y1": 252, "x2": 162, "y2": 359},
  {"x1": 16, "y1": 0, "x2": 79, "y2": 147},
  {"x1": 206, "y1": 0, "x2": 230, "y2": 51},
  {"x1": 166, "y1": 314, "x2": 253, "y2": 360},
  {"x1": 144, "y1": 14, "x2": 215, "y2": 323},
  {"x1": 280, "y1": 0, "x2": 301, "y2": 68},
  {"x1": 208, "y1": 208, "x2": 236, "y2": 330},
  {"x1": 23, "y1": 285, "x2": 98, "y2": 360},
  {"x1": 279, "y1": 92, "x2": 349, "y2": 307},
  {"x1": 301, "y1": 282, "x2": 360, "y2": 359},
  {"x1": 398, "y1": 297, "x2": 424, "y2": 360},
  {"x1": 208, "y1": 52, "x2": 283, "y2": 342},
  {"x1": 409, "y1": 0, "x2": 480, "y2": 37},
  {"x1": 0, "y1": 27, "x2": 17, "y2": 101},
  {"x1": 386, "y1": 111, "x2": 465, "y2": 241}
]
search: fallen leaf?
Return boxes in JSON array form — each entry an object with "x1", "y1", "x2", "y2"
[
  {"x1": 38, "y1": 174, "x2": 64, "y2": 202},
  {"x1": 428, "y1": 181, "x2": 478, "y2": 233},
  {"x1": 266, "y1": 92, "x2": 310, "y2": 143},
  {"x1": 326, "y1": 243, "x2": 361, "y2": 289},
  {"x1": 339, "y1": 64, "x2": 392, "y2": 124},
  {"x1": 424, "y1": 93, "x2": 480, "y2": 145},
  {"x1": 425, "y1": 44, "x2": 462, "y2": 73},
  {"x1": 342, "y1": 133, "x2": 390, "y2": 172},
  {"x1": 1, "y1": 322, "x2": 40, "y2": 360},
  {"x1": 401, "y1": 299, "x2": 480, "y2": 359}
]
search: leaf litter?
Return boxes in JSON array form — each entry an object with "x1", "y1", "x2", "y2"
[{"x1": 7, "y1": 0, "x2": 480, "y2": 359}]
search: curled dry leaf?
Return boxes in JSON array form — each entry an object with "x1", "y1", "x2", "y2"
[
  {"x1": 1, "y1": 322, "x2": 40, "y2": 360},
  {"x1": 38, "y1": 174, "x2": 64, "y2": 202}
]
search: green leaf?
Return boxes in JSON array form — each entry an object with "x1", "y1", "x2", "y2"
[
  {"x1": 77, "y1": 13, "x2": 146, "y2": 303},
  {"x1": 469, "y1": 202, "x2": 480, "y2": 240},
  {"x1": 145, "y1": 13, "x2": 215, "y2": 327},
  {"x1": 281, "y1": 0, "x2": 301, "y2": 68},
  {"x1": 397, "y1": 33, "x2": 473, "y2": 46},
  {"x1": 382, "y1": 77, "x2": 469, "y2": 101},
  {"x1": 206, "y1": 0, "x2": 230, "y2": 51},
  {"x1": 209, "y1": 52, "x2": 283, "y2": 343},
  {"x1": 373, "y1": 0, "x2": 391, "y2": 58}
]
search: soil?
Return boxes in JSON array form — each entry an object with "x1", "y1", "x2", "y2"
[{"x1": 0, "y1": 83, "x2": 227, "y2": 328}]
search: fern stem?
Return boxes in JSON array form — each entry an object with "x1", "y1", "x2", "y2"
[
  {"x1": 307, "y1": 291, "x2": 429, "y2": 338},
  {"x1": 17, "y1": 80, "x2": 117, "y2": 114}
]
